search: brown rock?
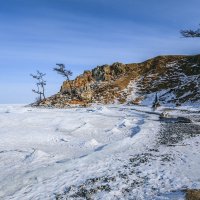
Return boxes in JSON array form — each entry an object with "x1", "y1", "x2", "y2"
[
  {"x1": 186, "y1": 189, "x2": 200, "y2": 200},
  {"x1": 34, "y1": 54, "x2": 200, "y2": 108}
]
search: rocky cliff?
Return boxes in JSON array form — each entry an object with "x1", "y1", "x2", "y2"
[{"x1": 39, "y1": 54, "x2": 200, "y2": 107}]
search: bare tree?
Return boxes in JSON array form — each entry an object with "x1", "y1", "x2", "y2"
[
  {"x1": 53, "y1": 64, "x2": 73, "y2": 94},
  {"x1": 54, "y1": 64, "x2": 82, "y2": 100},
  {"x1": 30, "y1": 71, "x2": 46, "y2": 102},
  {"x1": 180, "y1": 25, "x2": 200, "y2": 37}
]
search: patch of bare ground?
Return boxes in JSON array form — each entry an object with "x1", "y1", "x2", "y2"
[{"x1": 186, "y1": 189, "x2": 200, "y2": 200}]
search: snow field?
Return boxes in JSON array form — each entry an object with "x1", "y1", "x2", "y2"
[{"x1": 0, "y1": 104, "x2": 199, "y2": 199}]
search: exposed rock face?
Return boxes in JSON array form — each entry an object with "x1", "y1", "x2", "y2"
[
  {"x1": 137, "y1": 55, "x2": 200, "y2": 105},
  {"x1": 38, "y1": 55, "x2": 200, "y2": 108},
  {"x1": 186, "y1": 189, "x2": 200, "y2": 200},
  {"x1": 57, "y1": 62, "x2": 134, "y2": 105}
]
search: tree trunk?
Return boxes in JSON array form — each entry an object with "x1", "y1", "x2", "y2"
[{"x1": 42, "y1": 85, "x2": 46, "y2": 100}]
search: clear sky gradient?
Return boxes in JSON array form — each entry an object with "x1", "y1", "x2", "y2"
[{"x1": 0, "y1": 0, "x2": 199, "y2": 103}]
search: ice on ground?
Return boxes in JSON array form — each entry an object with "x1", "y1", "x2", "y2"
[{"x1": 0, "y1": 104, "x2": 199, "y2": 200}]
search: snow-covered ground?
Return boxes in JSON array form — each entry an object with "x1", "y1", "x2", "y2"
[{"x1": 0, "y1": 104, "x2": 200, "y2": 200}]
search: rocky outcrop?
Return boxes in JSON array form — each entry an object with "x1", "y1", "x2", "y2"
[
  {"x1": 186, "y1": 189, "x2": 200, "y2": 200},
  {"x1": 38, "y1": 55, "x2": 200, "y2": 108},
  {"x1": 136, "y1": 55, "x2": 200, "y2": 105}
]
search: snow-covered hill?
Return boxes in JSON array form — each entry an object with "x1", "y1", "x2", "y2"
[
  {"x1": 38, "y1": 54, "x2": 200, "y2": 108},
  {"x1": 0, "y1": 104, "x2": 200, "y2": 199}
]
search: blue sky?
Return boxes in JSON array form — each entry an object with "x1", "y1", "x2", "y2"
[{"x1": 0, "y1": 0, "x2": 199, "y2": 103}]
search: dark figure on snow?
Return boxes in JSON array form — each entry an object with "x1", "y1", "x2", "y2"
[{"x1": 152, "y1": 93, "x2": 160, "y2": 110}]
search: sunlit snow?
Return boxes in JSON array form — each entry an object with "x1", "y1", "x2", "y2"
[{"x1": 0, "y1": 104, "x2": 199, "y2": 199}]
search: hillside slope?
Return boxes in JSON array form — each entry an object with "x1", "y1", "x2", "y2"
[{"x1": 40, "y1": 54, "x2": 200, "y2": 107}]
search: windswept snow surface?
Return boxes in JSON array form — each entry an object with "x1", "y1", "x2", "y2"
[{"x1": 0, "y1": 104, "x2": 200, "y2": 199}]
